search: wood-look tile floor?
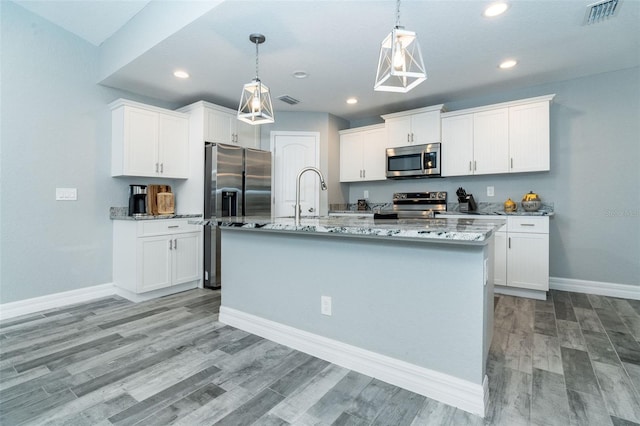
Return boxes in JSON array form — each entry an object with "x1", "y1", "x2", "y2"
[{"x1": 1, "y1": 288, "x2": 639, "y2": 425}]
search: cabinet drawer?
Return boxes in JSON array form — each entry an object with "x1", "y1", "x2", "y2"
[
  {"x1": 507, "y1": 217, "x2": 548, "y2": 234},
  {"x1": 138, "y1": 220, "x2": 200, "y2": 236}
]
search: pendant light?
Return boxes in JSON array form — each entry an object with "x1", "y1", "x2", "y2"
[
  {"x1": 238, "y1": 33, "x2": 275, "y2": 125},
  {"x1": 374, "y1": 0, "x2": 427, "y2": 93}
]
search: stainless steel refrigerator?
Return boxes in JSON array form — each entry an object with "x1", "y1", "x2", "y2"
[{"x1": 204, "y1": 143, "x2": 272, "y2": 288}]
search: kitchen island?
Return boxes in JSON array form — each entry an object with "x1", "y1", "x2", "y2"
[{"x1": 215, "y1": 215, "x2": 503, "y2": 417}]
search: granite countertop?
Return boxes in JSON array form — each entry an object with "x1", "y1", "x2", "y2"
[
  {"x1": 110, "y1": 207, "x2": 202, "y2": 221},
  {"x1": 192, "y1": 215, "x2": 505, "y2": 245},
  {"x1": 441, "y1": 202, "x2": 555, "y2": 217}
]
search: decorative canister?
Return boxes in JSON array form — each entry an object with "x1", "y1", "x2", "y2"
[
  {"x1": 504, "y1": 198, "x2": 517, "y2": 212},
  {"x1": 521, "y1": 191, "x2": 542, "y2": 212}
]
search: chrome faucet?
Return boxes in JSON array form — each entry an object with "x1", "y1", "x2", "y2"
[{"x1": 295, "y1": 166, "x2": 327, "y2": 224}]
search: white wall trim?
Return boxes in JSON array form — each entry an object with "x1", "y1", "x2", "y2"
[
  {"x1": 0, "y1": 283, "x2": 116, "y2": 321},
  {"x1": 494, "y1": 285, "x2": 547, "y2": 300},
  {"x1": 220, "y1": 306, "x2": 487, "y2": 418},
  {"x1": 550, "y1": 277, "x2": 640, "y2": 300}
]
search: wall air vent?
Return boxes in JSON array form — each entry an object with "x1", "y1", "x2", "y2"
[
  {"x1": 584, "y1": 0, "x2": 620, "y2": 25},
  {"x1": 277, "y1": 95, "x2": 300, "y2": 105}
]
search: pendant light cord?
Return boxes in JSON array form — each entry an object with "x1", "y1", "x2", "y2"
[
  {"x1": 395, "y1": 0, "x2": 401, "y2": 28},
  {"x1": 255, "y1": 41, "x2": 260, "y2": 80}
]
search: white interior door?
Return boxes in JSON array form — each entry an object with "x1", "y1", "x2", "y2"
[{"x1": 271, "y1": 132, "x2": 320, "y2": 218}]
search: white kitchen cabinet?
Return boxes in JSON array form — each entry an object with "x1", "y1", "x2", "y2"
[
  {"x1": 204, "y1": 105, "x2": 259, "y2": 148},
  {"x1": 113, "y1": 219, "x2": 201, "y2": 294},
  {"x1": 505, "y1": 216, "x2": 549, "y2": 291},
  {"x1": 441, "y1": 95, "x2": 554, "y2": 177},
  {"x1": 111, "y1": 99, "x2": 189, "y2": 178},
  {"x1": 493, "y1": 224, "x2": 507, "y2": 287},
  {"x1": 473, "y1": 108, "x2": 510, "y2": 175},
  {"x1": 339, "y1": 125, "x2": 387, "y2": 182},
  {"x1": 441, "y1": 114, "x2": 474, "y2": 176},
  {"x1": 382, "y1": 105, "x2": 444, "y2": 148},
  {"x1": 508, "y1": 101, "x2": 550, "y2": 173}
]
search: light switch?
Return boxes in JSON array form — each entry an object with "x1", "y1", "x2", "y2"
[
  {"x1": 487, "y1": 186, "x2": 495, "y2": 197},
  {"x1": 364, "y1": 190, "x2": 369, "y2": 199},
  {"x1": 321, "y1": 296, "x2": 332, "y2": 316},
  {"x1": 56, "y1": 188, "x2": 77, "y2": 201}
]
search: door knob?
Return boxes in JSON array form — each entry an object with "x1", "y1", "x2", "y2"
[{"x1": 308, "y1": 207, "x2": 314, "y2": 213}]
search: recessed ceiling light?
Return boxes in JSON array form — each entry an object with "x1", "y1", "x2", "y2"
[
  {"x1": 499, "y1": 59, "x2": 518, "y2": 69},
  {"x1": 292, "y1": 71, "x2": 309, "y2": 79},
  {"x1": 173, "y1": 70, "x2": 190, "y2": 79},
  {"x1": 346, "y1": 98, "x2": 358, "y2": 104},
  {"x1": 484, "y1": 2, "x2": 509, "y2": 17}
]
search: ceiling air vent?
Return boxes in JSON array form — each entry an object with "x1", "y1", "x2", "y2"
[
  {"x1": 584, "y1": 0, "x2": 620, "y2": 25},
  {"x1": 277, "y1": 95, "x2": 300, "y2": 105}
]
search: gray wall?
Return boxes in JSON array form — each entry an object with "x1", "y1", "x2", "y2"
[
  {"x1": 348, "y1": 67, "x2": 640, "y2": 287},
  {"x1": 0, "y1": 3, "x2": 179, "y2": 304}
]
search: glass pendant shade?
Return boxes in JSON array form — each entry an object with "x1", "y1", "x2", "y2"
[
  {"x1": 374, "y1": 27, "x2": 427, "y2": 93},
  {"x1": 238, "y1": 78, "x2": 274, "y2": 125}
]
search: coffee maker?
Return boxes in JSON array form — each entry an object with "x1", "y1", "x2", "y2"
[{"x1": 128, "y1": 185, "x2": 148, "y2": 217}]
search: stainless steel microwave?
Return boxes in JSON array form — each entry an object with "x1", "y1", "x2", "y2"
[{"x1": 386, "y1": 143, "x2": 441, "y2": 179}]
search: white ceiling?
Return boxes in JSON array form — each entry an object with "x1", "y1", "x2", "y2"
[{"x1": 12, "y1": 0, "x2": 640, "y2": 122}]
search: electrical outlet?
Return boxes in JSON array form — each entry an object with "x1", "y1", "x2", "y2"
[
  {"x1": 487, "y1": 186, "x2": 495, "y2": 197},
  {"x1": 364, "y1": 190, "x2": 369, "y2": 199},
  {"x1": 56, "y1": 188, "x2": 77, "y2": 201},
  {"x1": 321, "y1": 296, "x2": 332, "y2": 316}
]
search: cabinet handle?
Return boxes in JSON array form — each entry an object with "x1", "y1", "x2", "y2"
[
  {"x1": 363, "y1": 169, "x2": 366, "y2": 178},
  {"x1": 508, "y1": 237, "x2": 511, "y2": 249},
  {"x1": 411, "y1": 133, "x2": 414, "y2": 143},
  {"x1": 474, "y1": 161, "x2": 477, "y2": 171},
  {"x1": 407, "y1": 134, "x2": 410, "y2": 143},
  {"x1": 510, "y1": 158, "x2": 513, "y2": 169},
  {"x1": 359, "y1": 170, "x2": 362, "y2": 178},
  {"x1": 155, "y1": 163, "x2": 159, "y2": 173},
  {"x1": 469, "y1": 161, "x2": 472, "y2": 171},
  {"x1": 160, "y1": 163, "x2": 164, "y2": 173},
  {"x1": 168, "y1": 225, "x2": 179, "y2": 228},
  {"x1": 520, "y1": 223, "x2": 535, "y2": 227},
  {"x1": 169, "y1": 239, "x2": 173, "y2": 250},
  {"x1": 174, "y1": 238, "x2": 177, "y2": 249}
]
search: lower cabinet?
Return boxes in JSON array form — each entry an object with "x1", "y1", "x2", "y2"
[
  {"x1": 114, "y1": 219, "x2": 201, "y2": 294},
  {"x1": 494, "y1": 216, "x2": 549, "y2": 292}
]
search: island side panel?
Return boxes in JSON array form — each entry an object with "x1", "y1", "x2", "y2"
[{"x1": 220, "y1": 228, "x2": 489, "y2": 385}]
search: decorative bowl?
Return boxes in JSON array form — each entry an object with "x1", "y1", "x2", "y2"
[{"x1": 521, "y1": 200, "x2": 542, "y2": 212}]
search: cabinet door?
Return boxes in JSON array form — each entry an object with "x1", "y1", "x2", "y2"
[
  {"x1": 204, "y1": 109, "x2": 233, "y2": 143},
  {"x1": 124, "y1": 107, "x2": 159, "y2": 176},
  {"x1": 236, "y1": 119, "x2": 259, "y2": 148},
  {"x1": 158, "y1": 114, "x2": 189, "y2": 178},
  {"x1": 340, "y1": 132, "x2": 364, "y2": 182},
  {"x1": 441, "y1": 114, "x2": 474, "y2": 177},
  {"x1": 138, "y1": 236, "x2": 172, "y2": 292},
  {"x1": 411, "y1": 110, "x2": 441, "y2": 145},
  {"x1": 172, "y1": 232, "x2": 201, "y2": 285},
  {"x1": 493, "y1": 231, "x2": 507, "y2": 286},
  {"x1": 507, "y1": 233, "x2": 549, "y2": 291},
  {"x1": 509, "y1": 101, "x2": 550, "y2": 173},
  {"x1": 386, "y1": 116, "x2": 412, "y2": 147},
  {"x1": 361, "y1": 128, "x2": 387, "y2": 181},
  {"x1": 473, "y1": 108, "x2": 509, "y2": 175}
]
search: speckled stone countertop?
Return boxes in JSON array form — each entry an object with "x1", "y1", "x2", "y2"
[
  {"x1": 110, "y1": 207, "x2": 202, "y2": 221},
  {"x1": 441, "y1": 202, "x2": 555, "y2": 216},
  {"x1": 191, "y1": 215, "x2": 506, "y2": 245}
]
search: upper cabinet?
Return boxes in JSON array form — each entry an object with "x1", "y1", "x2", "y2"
[
  {"x1": 201, "y1": 103, "x2": 259, "y2": 149},
  {"x1": 340, "y1": 125, "x2": 387, "y2": 182},
  {"x1": 111, "y1": 99, "x2": 189, "y2": 179},
  {"x1": 382, "y1": 104, "x2": 444, "y2": 148},
  {"x1": 441, "y1": 95, "x2": 554, "y2": 177}
]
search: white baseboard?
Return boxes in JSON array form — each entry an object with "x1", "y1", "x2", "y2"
[
  {"x1": 219, "y1": 306, "x2": 487, "y2": 418},
  {"x1": 494, "y1": 285, "x2": 547, "y2": 300},
  {"x1": 114, "y1": 282, "x2": 198, "y2": 303},
  {"x1": 0, "y1": 283, "x2": 116, "y2": 321},
  {"x1": 550, "y1": 277, "x2": 640, "y2": 300}
]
